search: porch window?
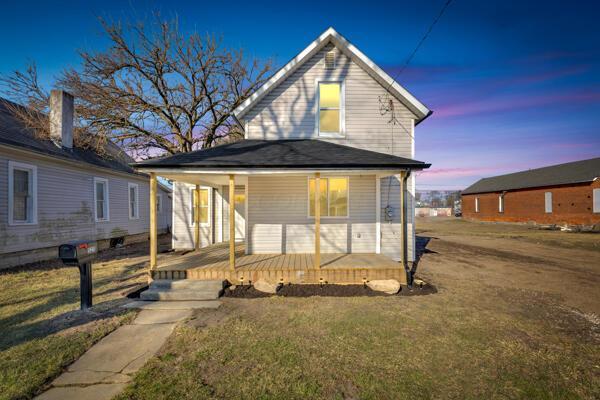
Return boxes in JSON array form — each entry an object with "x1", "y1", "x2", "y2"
[
  {"x1": 192, "y1": 188, "x2": 209, "y2": 225},
  {"x1": 94, "y1": 177, "x2": 109, "y2": 222},
  {"x1": 8, "y1": 161, "x2": 37, "y2": 225},
  {"x1": 317, "y1": 81, "x2": 344, "y2": 136},
  {"x1": 309, "y1": 177, "x2": 348, "y2": 217},
  {"x1": 128, "y1": 183, "x2": 139, "y2": 219}
]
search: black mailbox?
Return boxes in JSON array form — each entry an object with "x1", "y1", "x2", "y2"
[{"x1": 59, "y1": 240, "x2": 97, "y2": 310}]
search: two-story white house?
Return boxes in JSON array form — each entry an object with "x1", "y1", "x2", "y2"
[{"x1": 134, "y1": 27, "x2": 431, "y2": 287}]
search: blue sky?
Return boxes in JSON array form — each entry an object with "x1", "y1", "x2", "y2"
[{"x1": 1, "y1": 0, "x2": 599, "y2": 190}]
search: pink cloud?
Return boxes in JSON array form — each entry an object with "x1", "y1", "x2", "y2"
[{"x1": 436, "y1": 90, "x2": 600, "y2": 118}]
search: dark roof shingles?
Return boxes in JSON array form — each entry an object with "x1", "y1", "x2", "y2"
[
  {"x1": 462, "y1": 157, "x2": 600, "y2": 194},
  {"x1": 0, "y1": 99, "x2": 137, "y2": 175},
  {"x1": 133, "y1": 139, "x2": 431, "y2": 170}
]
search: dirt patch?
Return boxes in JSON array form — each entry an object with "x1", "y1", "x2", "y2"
[{"x1": 222, "y1": 283, "x2": 437, "y2": 298}]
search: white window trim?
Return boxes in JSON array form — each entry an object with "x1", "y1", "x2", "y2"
[
  {"x1": 306, "y1": 176, "x2": 350, "y2": 219},
  {"x1": 128, "y1": 182, "x2": 139, "y2": 220},
  {"x1": 475, "y1": 197, "x2": 480, "y2": 213},
  {"x1": 93, "y1": 177, "x2": 110, "y2": 222},
  {"x1": 545, "y1": 192, "x2": 553, "y2": 214},
  {"x1": 8, "y1": 161, "x2": 38, "y2": 225},
  {"x1": 315, "y1": 79, "x2": 346, "y2": 138},
  {"x1": 190, "y1": 187, "x2": 211, "y2": 227}
]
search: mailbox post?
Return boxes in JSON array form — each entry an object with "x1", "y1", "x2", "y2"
[{"x1": 58, "y1": 240, "x2": 98, "y2": 310}]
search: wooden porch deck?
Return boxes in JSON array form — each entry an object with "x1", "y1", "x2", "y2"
[{"x1": 154, "y1": 242, "x2": 407, "y2": 284}]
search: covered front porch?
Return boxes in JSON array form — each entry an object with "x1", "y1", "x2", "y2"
[{"x1": 153, "y1": 242, "x2": 407, "y2": 284}]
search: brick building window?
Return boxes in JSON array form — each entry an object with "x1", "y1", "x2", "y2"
[
  {"x1": 545, "y1": 192, "x2": 552, "y2": 213},
  {"x1": 594, "y1": 188, "x2": 600, "y2": 213},
  {"x1": 498, "y1": 195, "x2": 504, "y2": 213},
  {"x1": 475, "y1": 197, "x2": 480, "y2": 213}
]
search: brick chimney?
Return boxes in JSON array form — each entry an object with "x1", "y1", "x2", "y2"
[{"x1": 49, "y1": 90, "x2": 74, "y2": 149}]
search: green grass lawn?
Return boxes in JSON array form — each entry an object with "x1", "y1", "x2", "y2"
[
  {"x1": 0, "y1": 243, "x2": 153, "y2": 400},
  {"x1": 117, "y1": 287, "x2": 599, "y2": 400}
]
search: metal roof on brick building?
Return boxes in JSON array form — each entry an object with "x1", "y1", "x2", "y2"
[{"x1": 462, "y1": 157, "x2": 600, "y2": 195}]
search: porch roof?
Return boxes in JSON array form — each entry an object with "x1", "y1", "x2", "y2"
[{"x1": 132, "y1": 139, "x2": 431, "y2": 171}]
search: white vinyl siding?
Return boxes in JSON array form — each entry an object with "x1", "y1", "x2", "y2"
[
  {"x1": 475, "y1": 197, "x2": 480, "y2": 213},
  {"x1": 593, "y1": 188, "x2": 600, "y2": 213},
  {"x1": 8, "y1": 161, "x2": 37, "y2": 225},
  {"x1": 545, "y1": 192, "x2": 552, "y2": 213},
  {"x1": 0, "y1": 147, "x2": 171, "y2": 257},
  {"x1": 128, "y1": 183, "x2": 139, "y2": 219},
  {"x1": 94, "y1": 177, "x2": 109, "y2": 222},
  {"x1": 248, "y1": 175, "x2": 376, "y2": 254},
  {"x1": 171, "y1": 182, "x2": 212, "y2": 249},
  {"x1": 244, "y1": 43, "x2": 417, "y2": 157}
]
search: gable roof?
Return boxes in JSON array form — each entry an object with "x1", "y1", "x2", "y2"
[
  {"x1": 133, "y1": 139, "x2": 431, "y2": 170},
  {"x1": 233, "y1": 27, "x2": 431, "y2": 123},
  {"x1": 462, "y1": 157, "x2": 600, "y2": 195},
  {"x1": 0, "y1": 98, "x2": 139, "y2": 176}
]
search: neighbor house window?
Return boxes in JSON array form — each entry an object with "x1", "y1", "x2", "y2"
[
  {"x1": 475, "y1": 197, "x2": 480, "y2": 213},
  {"x1": 94, "y1": 177, "x2": 109, "y2": 222},
  {"x1": 593, "y1": 188, "x2": 600, "y2": 213},
  {"x1": 545, "y1": 192, "x2": 552, "y2": 213},
  {"x1": 308, "y1": 177, "x2": 348, "y2": 217},
  {"x1": 498, "y1": 195, "x2": 504, "y2": 213},
  {"x1": 8, "y1": 161, "x2": 37, "y2": 225},
  {"x1": 128, "y1": 183, "x2": 139, "y2": 219},
  {"x1": 191, "y1": 188, "x2": 209, "y2": 225},
  {"x1": 317, "y1": 81, "x2": 344, "y2": 136},
  {"x1": 156, "y1": 194, "x2": 162, "y2": 213}
]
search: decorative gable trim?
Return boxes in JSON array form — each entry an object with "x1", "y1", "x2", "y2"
[{"x1": 233, "y1": 27, "x2": 431, "y2": 123}]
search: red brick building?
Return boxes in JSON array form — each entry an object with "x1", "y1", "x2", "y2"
[{"x1": 462, "y1": 158, "x2": 600, "y2": 226}]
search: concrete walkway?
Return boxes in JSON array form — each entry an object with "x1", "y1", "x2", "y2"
[{"x1": 35, "y1": 301, "x2": 219, "y2": 400}]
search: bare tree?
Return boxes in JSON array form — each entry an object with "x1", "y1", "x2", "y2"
[{"x1": 1, "y1": 16, "x2": 272, "y2": 158}]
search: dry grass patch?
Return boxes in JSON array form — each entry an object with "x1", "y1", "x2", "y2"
[
  {"x1": 0, "y1": 237, "x2": 166, "y2": 400},
  {"x1": 118, "y1": 286, "x2": 599, "y2": 400}
]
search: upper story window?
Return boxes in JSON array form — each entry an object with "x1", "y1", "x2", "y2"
[
  {"x1": 191, "y1": 188, "x2": 209, "y2": 225},
  {"x1": 308, "y1": 177, "x2": 348, "y2": 217},
  {"x1": 128, "y1": 183, "x2": 139, "y2": 219},
  {"x1": 317, "y1": 81, "x2": 345, "y2": 137},
  {"x1": 8, "y1": 161, "x2": 37, "y2": 225},
  {"x1": 94, "y1": 177, "x2": 110, "y2": 222}
]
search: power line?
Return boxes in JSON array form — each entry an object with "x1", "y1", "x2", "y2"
[{"x1": 385, "y1": 0, "x2": 454, "y2": 91}]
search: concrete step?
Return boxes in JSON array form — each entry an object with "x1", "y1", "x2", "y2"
[
  {"x1": 149, "y1": 279, "x2": 224, "y2": 290},
  {"x1": 140, "y1": 288, "x2": 222, "y2": 301}
]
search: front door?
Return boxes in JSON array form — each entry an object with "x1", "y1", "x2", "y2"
[{"x1": 234, "y1": 187, "x2": 245, "y2": 241}]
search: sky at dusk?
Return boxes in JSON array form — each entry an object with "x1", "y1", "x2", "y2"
[{"x1": 1, "y1": 0, "x2": 599, "y2": 190}]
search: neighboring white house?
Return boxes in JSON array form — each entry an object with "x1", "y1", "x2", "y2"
[
  {"x1": 0, "y1": 92, "x2": 172, "y2": 268},
  {"x1": 135, "y1": 27, "x2": 431, "y2": 284}
]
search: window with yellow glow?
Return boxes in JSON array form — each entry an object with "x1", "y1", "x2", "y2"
[
  {"x1": 192, "y1": 188, "x2": 209, "y2": 224},
  {"x1": 318, "y1": 82, "x2": 342, "y2": 134},
  {"x1": 309, "y1": 177, "x2": 348, "y2": 217}
]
